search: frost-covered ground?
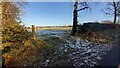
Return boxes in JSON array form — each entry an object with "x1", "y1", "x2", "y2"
[
  {"x1": 39, "y1": 35, "x2": 112, "y2": 67},
  {"x1": 60, "y1": 36, "x2": 112, "y2": 67}
]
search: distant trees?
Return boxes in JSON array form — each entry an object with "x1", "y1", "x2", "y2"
[
  {"x1": 104, "y1": 0, "x2": 120, "y2": 24},
  {"x1": 101, "y1": 20, "x2": 113, "y2": 24}
]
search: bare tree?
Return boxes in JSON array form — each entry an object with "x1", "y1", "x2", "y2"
[
  {"x1": 0, "y1": 0, "x2": 26, "y2": 27},
  {"x1": 71, "y1": 0, "x2": 89, "y2": 36},
  {"x1": 104, "y1": 0, "x2": 120, "y2": 24}
]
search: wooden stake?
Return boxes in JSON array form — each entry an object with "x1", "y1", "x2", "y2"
[{"x1": 32, "y1": 25, "x2": 36, "y2": 39}]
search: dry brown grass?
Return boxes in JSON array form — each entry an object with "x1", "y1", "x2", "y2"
[{"x1": 2, "y1": 39, "x2": 47, "y2": 67}]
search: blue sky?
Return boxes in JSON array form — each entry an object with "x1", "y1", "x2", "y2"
[{"x1": 21, "y1": 2, "x2": 113, "y2": 27}]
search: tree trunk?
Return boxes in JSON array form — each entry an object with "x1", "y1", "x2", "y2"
[
  {"x1": 71, "y1": 0, "x2": 78, "y2": 36},
  {"x1": 113, "y1": 1, "x2": 117, "y2": 24},
  {"x1": 72, "y1": 10, "x2": 78, "y2": 35},
  {"x1": 113, "y1": 13, "x2": 117, "y2": 24}
]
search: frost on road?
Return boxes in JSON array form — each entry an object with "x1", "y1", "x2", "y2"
[{"x1": 41, "y1": 36, "x2": 112, "y2": 67}]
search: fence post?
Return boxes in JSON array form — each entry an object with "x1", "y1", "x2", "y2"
[{"x1": 32, "y1": 25, "x2": 36, "y2": 40}]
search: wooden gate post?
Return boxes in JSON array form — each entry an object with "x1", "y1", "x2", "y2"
[{"x1": 32, "y1": 25, "x2": 36, "y2": 40}]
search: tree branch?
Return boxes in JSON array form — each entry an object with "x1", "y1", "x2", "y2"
[{"x1": 77, "y1": 6, "x2": 89, "y2": 11}]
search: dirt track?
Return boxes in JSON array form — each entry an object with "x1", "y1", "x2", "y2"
[{"x1": 99, "y1": 45, "x2": 120, "y2": 67}]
